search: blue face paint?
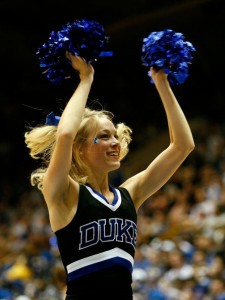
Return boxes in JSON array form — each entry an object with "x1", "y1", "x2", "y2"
[{"x1": 93, "y1": 137, "x2": 99, "y2": 144}]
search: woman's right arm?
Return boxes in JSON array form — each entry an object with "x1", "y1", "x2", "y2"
[{"x1": 43, "y1": 55, "x2": 94, "y2": 207}]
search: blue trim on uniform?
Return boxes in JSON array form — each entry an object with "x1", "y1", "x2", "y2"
[
  {"x1": 67, "y1": 256, "x2": 133, "y2": 282},
  {"x1": 109, "y1": 184, "x2": 119, "y2": 205},
  {"x1": 84, "y1": 185, "x2": 121, "y2": 211},
  {"x1": 85, "y1": 183, "x2": 118, "y2": 206}
]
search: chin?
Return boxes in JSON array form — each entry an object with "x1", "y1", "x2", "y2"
[{"x1": 110, "y1": 162, "x2": 121, "y2": 171}]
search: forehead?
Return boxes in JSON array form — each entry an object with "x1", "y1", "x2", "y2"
[{"x1": 92, "y1": 117, "x2": 116, "y2": 133}]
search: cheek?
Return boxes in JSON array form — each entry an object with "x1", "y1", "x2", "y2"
[{"x1": 85, "y1": 143, "x2": 106, "y2": 162}]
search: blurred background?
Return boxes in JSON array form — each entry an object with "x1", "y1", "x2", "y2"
[{"x1": 1, "y1": 0, "x2": 225, "y2": 299}]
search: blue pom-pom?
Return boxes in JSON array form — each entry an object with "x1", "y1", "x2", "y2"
[
  {"x1": 36, "y1": 19, "x2": 112, "y2": 84},
  {"x1": 141, "y1": 29, "x2": 196, "y2": 85}
]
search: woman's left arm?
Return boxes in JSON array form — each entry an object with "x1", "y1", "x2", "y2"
[{"x1": 121, "y1": 68, "x2": 195, "y2": 209}]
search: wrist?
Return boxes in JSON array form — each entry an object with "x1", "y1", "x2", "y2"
[
  {"x1": 154, "y1": 77, "x2": 169, "y2": 88},
  {"x1": 80, "y1": 73, "x2": 94, "y2": 83}
]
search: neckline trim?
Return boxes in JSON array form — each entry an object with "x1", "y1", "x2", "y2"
[{"x1": 84, "y1": 184, "x2": 121, "y2": 211}]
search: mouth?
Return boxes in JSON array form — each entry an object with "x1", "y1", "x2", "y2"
[{"x1": 107, "y1": 151, "x2": 120, "y2": 158}]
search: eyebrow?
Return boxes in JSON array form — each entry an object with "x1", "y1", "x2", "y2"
[{"x1": 96, "y1": 129, "x2": 117, "y2": 136}]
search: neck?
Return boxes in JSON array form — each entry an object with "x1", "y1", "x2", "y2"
[{"x1": 86, "y1": 176, "x2": 109, "y2": 193}]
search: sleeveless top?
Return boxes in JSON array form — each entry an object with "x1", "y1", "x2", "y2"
[{"x1": 54, "y1": 184, "x2": 137, "y2": 298}]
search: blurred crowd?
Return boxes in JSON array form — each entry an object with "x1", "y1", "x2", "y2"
[{"x1": 1, "y1": 118, "x2": 225, "y2": 300}]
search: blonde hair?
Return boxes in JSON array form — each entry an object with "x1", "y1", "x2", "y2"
[{"x1": 25, "y1": 107, "x2": 132, "y2": 190}]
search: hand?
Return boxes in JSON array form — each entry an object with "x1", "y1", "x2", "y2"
[
  {"x1": 66, "y1": 52, "x2": 94, "y2": 81},
  {"x1": 150, "y1": 67, "x2": 168, "y2": 84}
]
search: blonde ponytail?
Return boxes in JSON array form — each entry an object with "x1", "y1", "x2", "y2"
[{"x1": 25, "y1": 125, "x2": 57, "y2": 190}]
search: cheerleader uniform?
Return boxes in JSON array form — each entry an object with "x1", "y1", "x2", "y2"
[{"x1": 55, "y1": 184, "x2": 137, "y2": 300}]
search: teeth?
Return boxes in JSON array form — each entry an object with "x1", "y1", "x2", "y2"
[{"x1": 110, "y1": 153, "x2": 118, "y2": 156}]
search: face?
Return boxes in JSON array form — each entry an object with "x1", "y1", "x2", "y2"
[{"x1": 82, "y1": 118, "x2": 121, "y2": 174}]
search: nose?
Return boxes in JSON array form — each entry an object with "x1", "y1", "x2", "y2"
[{"x1": 111, "y1": 136, "x2": 119, "y2": 146}]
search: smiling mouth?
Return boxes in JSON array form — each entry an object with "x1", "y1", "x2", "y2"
[{"x1": 108, "y1": 152, "x2": 119, "y2": 158}]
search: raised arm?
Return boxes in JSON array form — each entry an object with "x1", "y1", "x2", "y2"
[
  {"x1": 151, "y1": 68, "x2": 194, "y2": 149},
  {"x1": 43, "y1": 55, "x2": 94, "y2": 206},
  {"x1": 122, "y1": 67, "x2": 195, "y2": 209}
]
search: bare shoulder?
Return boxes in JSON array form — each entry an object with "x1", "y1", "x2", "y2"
[
  {"x1": 120, "y1": 174, "x2": 141, "y2": 205},
  {"x1": 45, "y1": 178, "x2": 80, "y2": 232}
]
